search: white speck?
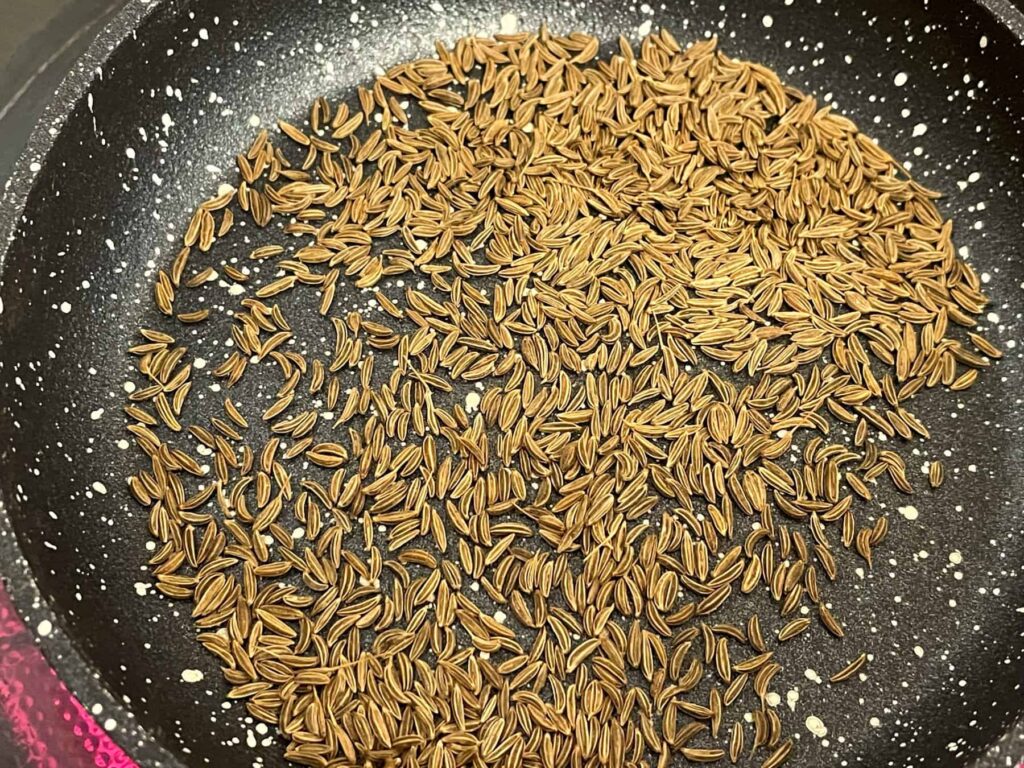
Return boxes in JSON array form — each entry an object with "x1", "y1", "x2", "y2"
[
  {"x1": 762, "y1": 14, "x2": 773, "y2": 28},
  {"x1": 786, "y1": 688, "x2": 799, "y2": 711},
  {"x1": 117, "y1": 439, "x2": 129, "y2": 450},
  {"x1": 493, "y1": 610, "x2": 507, "y2": 623},
  {"x1": 37, "y1": 620, "x2": 53, "y2": 637},
  {"x1": 637, "y1": 19, "x2": 652, "y2": 36},
  {"x1": 898, "y1": 505, "x2": 919, "y2": 521},
  {"x1": 152, "y1": 173, "x2": 163, "y2": 186},
  {"x1": 465, "y1": 391, "x2": 481, "y2": 411},
  {"x1": 911, "y1": 123, "x2": 928, "y2": 138},
  {"x1": 248, "y1": 114, "x2": 261, "y2": 128},
  {"x1": 969, "y1": 171, "x2": 982, "y2": 184},
  {"x1": 804, "y1": 668, "x2": 822, "y2": 684},
  {"x1": 870, "y1": 717, "x2": 881, "y2": 728},
  {"x1": 913, "y1": 645, "x2": 925, "y2": 658},
  {"x1": 90, "y1": 408, "x2": 104, "y2": 420},
  {"x1": 181, "y1": 669, "x2": 204, "y2": 683},
  {"x1": 60, "y1": 301, "x2": 72, "y2": 314},
  {"x1": 92, "y1": 481, "x2": 108, "y2": 495},
  {"x1": 228, "y1": 283, "x2": 246, "y2": 296},
  {"x1": 123, "y1": 381, "x2": 136, "y2": 393},
  {"x1": 429, "y1": 0, "x2": 444, "y2": 11},
  {"x1": 134, "y1": 582, "x2": 150, "y2": 596},
  {"x1": 29, "y1": 161, "x2": 41, "y2": 173},
  {"x1": 198, "y1": 27, "x2": 209, "y2": 40},
  {"x1": 894, "y1": 72, "x2": 908, "y2": 87},
  {"x1": 217, "y1": 182, "x2": 235, "y2": 197},
  {"x1": 194, "y1": 357, "x2": 206, "y2": 369},
  {"x1": 103, "y1": 718, "x2": 117, "y2": 731},
  {"x1": 806, "y1": 715, "x2": 827, "y2": 738},
  {"x1": 766, "y1": 692, "x2": 781, "y2": 707},
  {"x1": 979, "y1": 35, "x2": 988, "y2": 48}
]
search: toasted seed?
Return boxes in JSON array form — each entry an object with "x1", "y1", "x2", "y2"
[
  {"x1": 125, "y1": 27, "x2": 994, "y2": 768},
  {"x1": 681, "y1": 748, "x2": 726, "y2": 763},
  {"x1": 177, "y1": 309, "x2": 210, "y2": 324},
  {"x1": 968, "y1": 332, "x2": 1002, "y2": 359},
  {"x1": 729, "y1": 722, "x2": 744, "y2": 764},
  {"x1": 778, "y1": 618, "x2": 812, "y2": 642},
  {"x1": 761, "y1": 739, "x2": 794, "y2": 768},
  {"x1": 830, "y1": 652, "x2": 869, "y2": 683},
  {"x1": 818, "y1": 604, "x2": 844, "y2": 638}
]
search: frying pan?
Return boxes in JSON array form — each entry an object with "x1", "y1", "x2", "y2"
[{"x1": 1, "y1": 0, "x2": 1022, "y2": 766}]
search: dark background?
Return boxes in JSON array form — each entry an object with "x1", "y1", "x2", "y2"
[{"x1": 0, "y1": 1, "x2": 1022, "y2": 767}]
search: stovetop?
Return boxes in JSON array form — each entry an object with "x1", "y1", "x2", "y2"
[{"x1": 0, "y1": 2, "x2": 1021, "y2": 767}]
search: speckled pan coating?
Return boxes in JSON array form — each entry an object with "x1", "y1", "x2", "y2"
[{"x1": 0, "y1": 1, "x2": 1022, "y2": 767}]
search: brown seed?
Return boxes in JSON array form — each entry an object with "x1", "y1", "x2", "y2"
[
  {"x1": 124, "y1": 27, "x2": 994, "y2": 768},
  {"x1": 819, "y1": 604, "x2": 844, "y2": 638},
  {"x1": 681, "y1": 748, "x2": 726, "y2": 763},
  {"x1": 830, "y1": 652, "x2": 868, "y2": 683},
  {"x1": 778, "y1": 618, "x2": 812, "y2": 642},
  {"x1": 761, "y1": 739, "x2": 794, "y2": 768},
  {"x1": 968, "y1": 332, "x2": 1002, "y2": 359},
  {"x1": 729, "y1": 722, "x2": 744, "y2": 764}
]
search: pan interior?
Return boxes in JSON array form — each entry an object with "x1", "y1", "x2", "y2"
[{"x1": 0, "y1": 0, "x2": 1022, "y2": 766}]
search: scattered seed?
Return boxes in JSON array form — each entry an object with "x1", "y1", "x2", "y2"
[{"x1": 125, "y1": 28, "x2": 994, "y2": 768}]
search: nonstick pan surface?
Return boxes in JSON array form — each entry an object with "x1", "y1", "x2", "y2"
[{"x1": 1, "y1": 1, "x2": 1023, "y2": 766}]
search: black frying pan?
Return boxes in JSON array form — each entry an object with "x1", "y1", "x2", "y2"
[{"x1": 1, "y1": 1, "x2": 1023, "y2": 766}]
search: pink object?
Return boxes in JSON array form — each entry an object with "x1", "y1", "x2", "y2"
[
  {"x1": 0, "y1": 583, "x2": 1020, "y2": 768},
  {"x1": 0, "y1": 587, "x2": 137, "y2": 768}
]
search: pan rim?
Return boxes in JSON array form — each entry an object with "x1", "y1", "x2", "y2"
[
  {"x1": 0, "y1": 5, "x2": 190, "y2": 766},
  {"x1": 0, "y1": 1, "x2": 1023, "y2": 766}
]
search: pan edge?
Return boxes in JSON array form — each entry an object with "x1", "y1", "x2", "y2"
[{"x1": 0, "y1": 1, "x2": 1023, "y2": 767}]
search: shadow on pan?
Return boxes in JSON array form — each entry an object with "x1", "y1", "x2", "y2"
[{"x1": 1, "y1": 0, "x2": 1023, "y2": 766}]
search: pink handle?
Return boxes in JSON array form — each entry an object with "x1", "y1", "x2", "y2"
[{"x1": 0, "y1": 588, "x2": 137, "y2": 768}]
